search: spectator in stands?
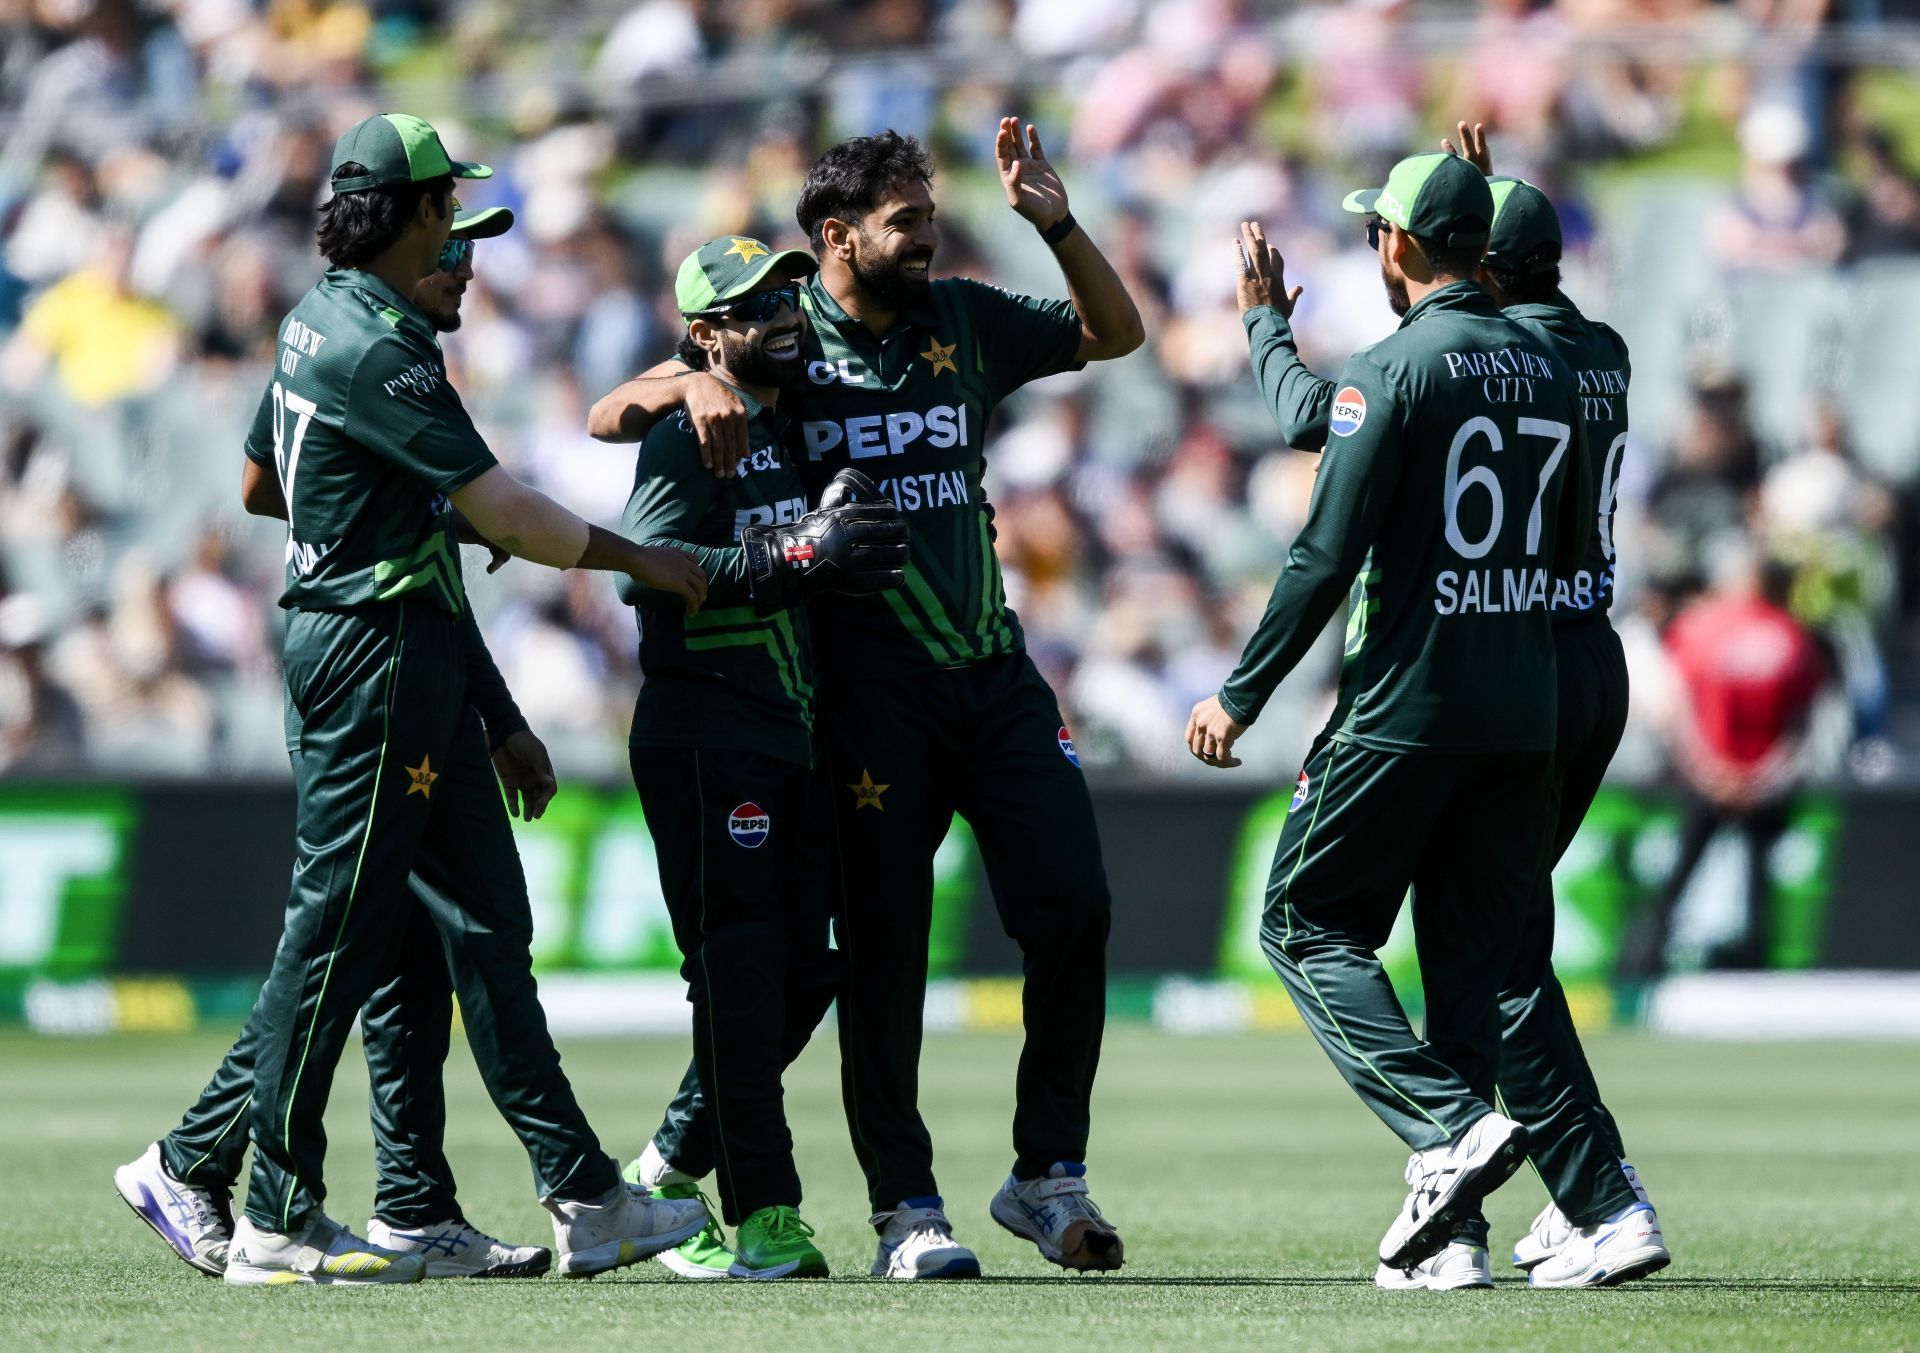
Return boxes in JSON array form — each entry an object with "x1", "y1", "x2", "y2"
[
  {"x1": 3, "y1": 226, "x2": 179, "y2": 409},
  {"x1": 1707, "y1": 101, "x2": 1846, "y2": 274},
  {"x1": 0, "y1": 594, "x2": 86, "y2": 773},
  {"x1": 1619, "y1": 548, "x2": 1827, "y2": 980},
  {"x1": 1644, "y1": 364, "x2": 1766, "y2": 592},
  {"x1": 1843, "y1": 126, "x2": 1920, "y2": 262}
]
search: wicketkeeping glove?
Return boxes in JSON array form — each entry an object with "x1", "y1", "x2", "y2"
[{"x1": 741, "y1": 468, "x2": 910, "y2": 615}]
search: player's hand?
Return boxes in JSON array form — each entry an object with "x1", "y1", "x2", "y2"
[
  {"x1": 1441, "y1": 120, "x2": 1492, "y2": 175},
  {"x1": 492, "y1": 729, "x2": 558, "y2": 820},
  {"x1": 1236, "y1": 221, "x2": 1303, "y2": 318},
  {"x1": 683, "y1": 372, "x2": 750, "y2": 480},
  {"x1": 1186, "y1": 695, "x2": 1248, "y2": 769},
  {"x1": 628, "y1": 546, "x2": 709, "y2": 614},
  {"x1": 996, "y1": 116, "x2": 1069, "y2": 230},
  {"x1": 483, "y1": 539, "x2": 510, "y2": 574}
]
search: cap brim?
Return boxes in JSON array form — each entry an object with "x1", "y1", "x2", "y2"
[
  {"x1": 715, "y1": 247, "x2": 820, "y2": 303},
  {"x1": 1342, "y1": 187, "x2": 1383, "y2": 215},
  {"x1": 451, "y1": 206, "x2": 514, "y2": 239},
  {"x1": 449, "y1": 160, "x2": 493, "y2": 180}
]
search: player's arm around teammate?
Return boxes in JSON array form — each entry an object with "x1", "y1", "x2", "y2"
[{"x1": 615, "y1": 237, "x2": 907, "y2": 1281}]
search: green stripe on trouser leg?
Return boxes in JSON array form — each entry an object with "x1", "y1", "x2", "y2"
[{"x1": 1258, "y1": 736, "x2": 1555, "y2": 1200}]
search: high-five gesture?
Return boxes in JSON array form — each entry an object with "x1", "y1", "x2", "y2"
[
  {"x1": 1235, "y1": 220, "x2": 1303, "y2": 318},
  {"x1": 996, "y1": 116, "x2": 1069, "y2": 230},
  {"x1": 1441, "y1": 120, "x2": 1493, "y2": 175}
]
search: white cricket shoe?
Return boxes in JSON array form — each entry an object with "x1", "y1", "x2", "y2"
[
  {"x1": 224, "y1": 1213, "x2": 425, "y2": 1285},
  {"x1": 1378, "y1": 1113, "x2": 1529, "y2": 1270},
  {"x1": 1511, "y1": 1160, "x2": 1653, "y2": 1271},
  {"x1": 869, "y1": 1198, "x2": 981, "y2": 1279},
  {"x1": 113, "y1": 1142, "x2": 233, "y2": 1277},
  {"x1": 989, "y1": 1162, "x2": 1125, "y2": 1272},
  {"x1": 1528, "y1": 1202, "x2": 1669, "y2": 1288},
  {"x1": 366, "y1": 1215, "x2": 551, "y2": 1278},
  {"x1": 544, "y1": 1180, "x2": 709, "y2": 1279},
  {"x1": 1375, "y1": 1242, "x2": 1494, "y2": 1290}
]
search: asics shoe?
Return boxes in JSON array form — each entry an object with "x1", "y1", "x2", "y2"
[
  {"x1": 366, "y1": 1215, "x2": 551, "y2": 1278},
  {"x1": 1375, "y1": 1242, "x2": 1494, "y2": 1290},
  {"x1": 1378, "y1": 1113, "x2": 1529, "y2": 1270},
  {"x1": 1528, "y1": 1202, "x2": 1669, "y2": 1288},
  {"x1": 990, "y1": 1162, "x2": 1125, "y2": 1272},
  {"x1": 730, "y1": 1205, "x2": 828, "y2": 1279},
  {"x1": 544, "y1": 1180, "x2": 708, "y2": 1279},
  {"x1": 623, "y1": 1153, "x2": 734, "y2": 1279},
  {"x1": 1511, "y1": 1159, "x2": 1654, "y2": 1272},
  {"x1": 113, "y1": 1142, "x2": 233, "y2": 1278},
  {"x1": 870, "y1": 1198, "x2": 981, "y2": 1279},
  {"x1": 224, "y1": 1213, "x2": 424, "y2": 1285}
]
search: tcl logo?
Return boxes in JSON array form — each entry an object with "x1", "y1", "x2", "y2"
[{"x1": 808, "y1": 358, "x2": 868, "y2": 385}]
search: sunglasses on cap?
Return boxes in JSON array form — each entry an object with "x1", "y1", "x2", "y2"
[{"x1": 693, "y1": 282, "x2": 801, "y2": 325}]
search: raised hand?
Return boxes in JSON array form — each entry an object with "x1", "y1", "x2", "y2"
[
  {"x1": 1441, "y1": 120, "x2": 1492, "y2": 175},
  {"x1": 1235, "y1": 220, "x2": 1303, "y2": 318},
  {"x1": 996, "y1": 116, "x2": 1069, "y2": 230}
]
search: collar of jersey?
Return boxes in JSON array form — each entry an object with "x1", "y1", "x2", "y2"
[
  {"x1": 1499, "y1": 291, "x2": 1581, "y2": 324},
  {"x1": 324, "y1": 267, "x2": 433, "y2": 333},
  {"x1": 1396, "y1": 279, "x2": 1499, "y2": 330},
  {"x1": 804, "y1": 271, "x2": 938, "y2": 340}
]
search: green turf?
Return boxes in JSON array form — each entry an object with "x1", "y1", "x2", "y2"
[{"x1": 0, "y1": 1027, "x2": 1914, "y2": 1351}]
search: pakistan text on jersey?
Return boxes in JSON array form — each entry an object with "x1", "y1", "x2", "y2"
[
  {"x1": 802, "y1": 404, "x2": 967, "y2": 461},
  {"x1": 876, "y1": 470, "x2": 969, "y2": 513}
]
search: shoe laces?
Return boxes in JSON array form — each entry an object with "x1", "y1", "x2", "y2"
[
  {"x1": 682, "y1": 1185, "x2": 727, "y2": 1243},
  {"x1": 872, "y1": 1205, "x2": 953, "y2": 1246},
  {"x1": 758, "y1": 1206, "x2": 815, "y2": 1245}
]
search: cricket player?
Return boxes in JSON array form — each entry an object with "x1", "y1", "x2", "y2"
[
  {"x1": 616, "y1": 237, "x2": 908, "y2": 1279},
  {"x1": 588, "y1": 121, "x2": 1144, "y2": 1277},
  {"x1": 113, "y1": 206, "x2": 584, "y2": 1281},
  {"x1": 113, "y1": 113, "x2": 712, "y2": 1285},
  {"x1": 1225, "y1": 125, "x2": 1669, "y2": 1289},
  {"x1": 1185, "y1": 151, "x2": 1596, "y2": 1277}
]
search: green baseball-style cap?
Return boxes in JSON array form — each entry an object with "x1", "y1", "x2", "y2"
[
  {"x1": 1342, "y1": 152, "x2": 1493, "y2": 249},
  {"x1": 1481, "y1": 177, "x2": 1562, "y2": 275},
  {"x1": 450, "y1": 205, "x2": 514, "y2": 240},
  {"x1": 675, "y1": 236, "x2": 818, "y2": 316},
  {"x1": 329, "y1": 113, "x2": 492, "y2": 194}
]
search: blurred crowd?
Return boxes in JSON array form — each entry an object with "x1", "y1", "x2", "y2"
[{"x1": 2, "y1": 0, "x2": 1919, "y2": 785}]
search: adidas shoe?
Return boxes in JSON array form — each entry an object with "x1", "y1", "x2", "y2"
[
  {"x1": 224, "y1": 1213, "x2": 424, "y2": 1285},
  {"x1": 623, "y1": 1148, "x2": 733, "y2": 1279},
  {"x1": 113, "y1": 1142, "x2": 234, "y2": 1278},
  {"x1": 1375, "y1": 1241, "x2": 1494, "y2": 1290},
  {"x1": 544, "y1": 1179, "x2": 708, "y2": 1279},
  {"x1": 1378, "y1": 1113, "x2": 1529, "y2": 1270},
  {"x1": 1511, "y1": 1160, "x2": 1654, "y2": 1272},
  {"x1": 730, "y1": 1205, "x2": 828, "y2": 1279},
  {"x1": 366, "y1": 1215, "x2": 551, "y2": 1278},
  {"x1": 870, "y1": 1198, "x2": 981, "y2": 1279},
  {"x1": 989, "y1": 1162, "x2": 1125, "y2": 1272},
  {"x1": 1528, "y1": 1202, "x2": 1670, "y2": 1288}
]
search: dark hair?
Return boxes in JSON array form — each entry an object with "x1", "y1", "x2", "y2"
[
  {"x1": 1413, "y1": 233, "x2": 1487, "y2": 282},
  {"x1": 795, "y1": 131, "x2": 935, "y2": 252},
  {"x1": 1484, "y1": 263, "x2": 1562, "y2": 306},
  {"x1": 675, "y1": 331, "x2": 709, "y2": 371},
  {"x1": 315, "y1": 163, "x2": 454, "y2": 267}
]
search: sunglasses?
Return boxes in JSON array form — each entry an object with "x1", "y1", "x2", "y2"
[
  {"x1": 696, "y1": 282, "x2": 801, "y2": 324},
  {"x1": 1366, "y1": 216, "x2": 1387, "y2": 250},
  {"x1": 437, "y1": 236, "x2": 474, "y2": 274}
]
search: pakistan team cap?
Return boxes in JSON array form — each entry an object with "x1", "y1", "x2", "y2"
[
  {"x1": 675, "y1": 236, "x2": 818, "y2": 316},
  {"x1": 329, "y1": 113, "x2": 492, "y2": 194},
  {"x1": 1342, "y1": 152, "x2": 1493, "y2": 248},
  {"x1": 1481, "y1": 177, "x2": 1562, "y2": 275},
  {"x1": 450, "y1": 206, "x2": 514, "y2": 240}
]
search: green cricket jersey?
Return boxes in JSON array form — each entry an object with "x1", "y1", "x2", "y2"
[
  {"x1": 1246, "y1": 291, "x2": 1624, "y2": 621},
  {"x1": 1504, "y1": 293, "x2": 1630, "y2": 619},
  {"x1": 788, "y1": 271, "x2": 1083, "y2": 678},
  {"x1": 1221, "y1": 282, "x2": 1593, "y2": 754},
  {"x1": 619, "y1": 396, "x2": 816, "y2": 767},
  {"x1": 243, "y1": 269, "x2": 496, "y2": 615}
]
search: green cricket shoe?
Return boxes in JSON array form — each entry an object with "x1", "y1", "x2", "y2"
[
  {"x1": 730, "y1": 1205, "x2": 828, "y2": 1280},
  {"x1": 621, "y1": 1158, "x2": 734, "y2": 1279}
]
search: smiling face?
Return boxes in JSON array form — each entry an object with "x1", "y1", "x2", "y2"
[
  {"x1": 413, "y1": 244, "x2": 476, "y2": 332},
  {"x1": 847, "y1": 178, "x2": 937, "y2": 309},
  {"x1": 691, "y1": 270, "x2": 810, "y2": 391}
]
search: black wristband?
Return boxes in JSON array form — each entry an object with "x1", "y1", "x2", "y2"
[{"x1": 1039, "y1": 212, "x2": 1077, "y2": 247}]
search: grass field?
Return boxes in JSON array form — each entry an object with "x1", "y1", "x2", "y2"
[{"x1": 1, "y1": 1026, "x2": 1915, "y2": 1351}]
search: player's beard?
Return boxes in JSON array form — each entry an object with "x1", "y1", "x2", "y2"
[
  {"x1": 426, "y1": 308, "x2": 461, "y2": 333},
  {"x1": 1381, "y1": 264, "x2": 1410, "y2": 317},
  {"x1": 717, "y1": 327, "x2": 803, "y2": 389},
  {"x1": 851, "y1": 233, "x2": 933, "y2": 310}
]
